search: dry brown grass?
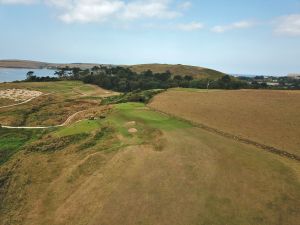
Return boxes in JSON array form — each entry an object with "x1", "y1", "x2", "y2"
[
  {"x1": 0, "y1": 60, "x2": 48, "y2": 69},
  {"x1": 129, "y1": 63, "x2": 226, "y2": 79},
  {"x1": 149, "y1": 89, "x2": 300, "y2": 156},
  {"x1": 0, "y1": 98, "x2": 16, "y2": 107},
  {"x1": 1, "y1": 126, "x2": 299, "y2": 225},
  {"x1": 1, "y1": 87, "x2": 300, "y2": 225},
  {"x1": 0, "y1": 81, "x2": 118, "y2": 126}
]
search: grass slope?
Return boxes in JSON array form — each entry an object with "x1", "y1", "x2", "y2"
[
  {"x1": 149, "y1": 89, "x2": 300, "y2": 156},
  {"x1": 129, "y1": 63, "x2": 227, "y2": 79},
  {"x1": 1, "y1": 103, "x2": 300, "y2": 225},
  {"x1": 0, "y1": 81, "x2": 117, "y2": 126}
]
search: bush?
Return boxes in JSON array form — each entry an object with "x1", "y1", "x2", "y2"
[{"x1": 102, "y1": 89, "x2": 165, "y2": 105}]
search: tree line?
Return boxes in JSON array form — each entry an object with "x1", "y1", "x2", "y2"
[{"x1": 25, "y1": 66, "x2": 250, "y2": 92}]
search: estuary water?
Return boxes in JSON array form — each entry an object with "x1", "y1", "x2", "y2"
[{"x1": 0, "y1": 68, "x2": 56, "y2": 83}]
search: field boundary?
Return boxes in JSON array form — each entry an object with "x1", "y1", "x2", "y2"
[{"x1": 148, "y1": 106, "x2": 300, "y2": 162}]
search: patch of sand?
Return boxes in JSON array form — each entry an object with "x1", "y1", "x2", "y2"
[
  {"x1": 0, "y1": 89, "x2": 42, "y2": 102},
  {"x1": 124, "y1": 121, "x2": 136, "y2": 127},
  {"x1": 128, "y1": 128, "x2": 138, "y2": 133}
]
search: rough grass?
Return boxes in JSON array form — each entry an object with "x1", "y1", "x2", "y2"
[
  {"x1": 102, "y1": 89, "x2": 164, "y2": 105},
  {"x1": 129, "y1": 63, "x2": 226, "y2": 80},
  {"x1": 1, "y1": 90, "x2": 300, "y2": 225},
  {"x1": 1, "y1": 114, "x2": 299, "y2": 225},
  {"x1": 0, "y1": 98, "x2": 18, "y2": 107},
  {"x1": 0, "y1": 129, "x2": 41, "y2": 165},
  {"x1": 149, "y1": 89, "x2": 300, "y2": 156},
  {"x1": 0, "y1": 81, "x2": 116, "y2": 97},
  {"x1": 0, "y1": 81, "x2": 117, "y2": 126},
  {"x1": 170, "y1": 87, "x2": 224, "y2": 92}
]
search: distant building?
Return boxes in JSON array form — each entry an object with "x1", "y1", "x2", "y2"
[
  {"x1": 266, "y1": 82, "x2": 280, "y2": 86},
  {"x1": 288, "y1": 74, "x2": 300, "y2": 80}
]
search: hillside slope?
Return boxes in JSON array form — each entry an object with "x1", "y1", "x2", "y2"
[
  {"x1": 0, "y1": 102, "x2": 300, "y2": 225},
  {"x1": 149, "y1": 89, "x2": 300, "y2": 156},
  {"x1": 0, "y1": 60, "x2": 105, "y2": 69},
  {"x1": 0, "y1": 60, "x2": 49, "y2": 69},
  {"x1": 0, "y1": 60, "x2": 227, "y2": 80},
  {"x1": 129, "y1": 63, "x2": 227, "y2": 79}
]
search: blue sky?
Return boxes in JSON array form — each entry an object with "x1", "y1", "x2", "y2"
[{"x1": 1, "y1": 0, "x2": 300, "y2": 75}]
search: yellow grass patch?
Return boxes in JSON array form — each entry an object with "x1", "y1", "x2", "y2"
[{"x1": 149, "y1": 89, "x2": 300, "y2": 156}]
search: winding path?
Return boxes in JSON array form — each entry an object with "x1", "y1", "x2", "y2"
[
  {"x1": 0, "y1": 93, "x2": 51, "y2": 109},
  {"x1": 1, "y1": 110, "x2": 87, "y2": 129}
]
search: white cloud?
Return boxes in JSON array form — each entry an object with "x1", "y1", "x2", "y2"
[
  {"x1": 274, "y1": 14, "x2": 300, "y2": 36},
  {"x1": 46, "y1": 0, "x2": 182, "y2": 23},
  {"x1": 0, "y1": 0, "x2": 36, "y2": 4},
  {"x1": 121, "y1": 0, "x2": 179, "y2": 20},
  {"x1": 211, "y1": 20, "x2": 254, "y2": 33},
  {"x1": 57, "y1": 0, "x2": 125, "y2": 23},
  {"x1": 178, "y1": 1, "x2": 191, "y2": 10},
  {"x1": 177, "y1": 22, "x2": 204, "y2": 31}
]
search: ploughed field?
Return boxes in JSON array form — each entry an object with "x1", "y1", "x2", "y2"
[
  {"x1": 0, "y1": 83, "x2": 300, "y2": 225},
  {"x1": 149, "y1": 89, "x2": 300, "y2": 156}
]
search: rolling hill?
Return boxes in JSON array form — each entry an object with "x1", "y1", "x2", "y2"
[
  {"x1": 0, "y1": 60, "x2": 49, "y2": 69},
  {"x1": 0, "y1": 82, "x2": 300, "y2": 225},
  {"x1": 0, "y1": 60, "x2": 227, "y2": 80},
  {"x1": 129, "y1": 63, "x2": 227, "y2": 79},
  {"x1": 0, "y1": 60, "x2": 105, "y2": 70}
]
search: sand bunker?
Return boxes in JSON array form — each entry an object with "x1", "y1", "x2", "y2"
[
  {"x1": 125, "y1": 121, "x2": 136, "y2": 127},
  {"x1": 128, "y1": 128, "x2": 138, "y2": 133},
  {"x1": 0, "y1": 89, "x2": 43, "y2": 102}
]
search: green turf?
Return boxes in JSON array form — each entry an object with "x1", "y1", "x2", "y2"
[
  {"x1": 114, "y1": 103, "x2": 192, "y2": 130},
  {"x1": 54, "y1": 120, "x2": 102, "y2": 137},
  {"x1": 0, "y1": 129, "x2": 41, "y2": 165}
]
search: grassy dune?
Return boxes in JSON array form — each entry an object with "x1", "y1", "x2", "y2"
[
  {"x1": 149, "y1": 89, "x2": 300, "y2": 156},
  {"x1": 1, "y1": 100, "x2": 300, "y2": 225}
]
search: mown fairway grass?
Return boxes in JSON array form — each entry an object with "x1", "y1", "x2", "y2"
[
  {"x1": 112, "y1": 103, "x2": 192, "y2": 130},
  {"x1": 54, "y1": 120, "x2": 102, "y2": 137}
]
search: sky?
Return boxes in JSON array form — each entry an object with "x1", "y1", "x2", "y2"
[{"x1": 1, "y1": 0, "x2": 300, "y2": 75}]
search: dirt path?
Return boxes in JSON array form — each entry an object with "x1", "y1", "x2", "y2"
[
  {"x1": 0, "y1": 94, "x2": 49, "y2": 109},
  {"x1": 1, "y1": 109, "x2": 87, "y2": 129}
]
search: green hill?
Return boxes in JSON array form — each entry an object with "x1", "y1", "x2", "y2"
[{"x1": 129, "y1": 63, "x2": 227, "y2": 80}]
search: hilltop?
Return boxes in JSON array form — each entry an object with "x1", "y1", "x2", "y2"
[
  {"x1": 129, "y1": 63, "x2": 227, "y2": 79},
  {"x1": 0, "y1": 60, "x2": 227, "y2": 79},
  {"x1": 0, "y1": 60, "x2": 49, "y2": 69},
  {"x1": 0, "y1": 60, "x2": 105, "y2": 70}
]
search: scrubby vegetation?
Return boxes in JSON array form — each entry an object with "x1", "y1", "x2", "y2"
[
  {"x1": 25, "y1": 66, "x2": 248, "y2": 92},
  {"x1": 0, "y1": 128, "x2": 41, "y2": 164},
  {"x1": 102, "y1": 89, "x2": 164, "y2": 105},
  {"x1": 23, "y1": 65, "x2": 300, "y2": 91},
  {"x1": 25, "y1": 133, "x2": 89, "y2": 153}
]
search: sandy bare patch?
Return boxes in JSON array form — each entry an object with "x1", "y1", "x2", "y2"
[
  {"x1": 0, "y1": 89, "x2": 42, "y2": 102},
  {"x1": 124, "y1": 121, "x2": 136, "y2": 127},
  {"x1": 128, "y1": 128, "x2": 138, "y2": 133}
]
